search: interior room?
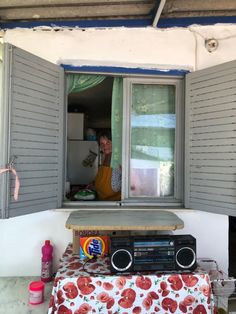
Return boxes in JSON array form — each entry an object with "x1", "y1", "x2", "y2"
[{"x1": 66, "y1": 76, "x2": 113, "y2": 201}]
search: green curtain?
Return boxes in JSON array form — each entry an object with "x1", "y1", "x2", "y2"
[
  {"x1": 129, "y1": 84, "x2": 175, "y2": 197},
  {"x1": 132, "y1": 84, "x2": 175, "y2": 115},
  {"x1": 131, "y1": 84, "x2": 175, "y2": 162},
  {"x1": 111, "y1": 77, "x2": 123, "y2": 168},
  {"x1": 66, "y1": 74, "x2": 106, "y2": 94}
]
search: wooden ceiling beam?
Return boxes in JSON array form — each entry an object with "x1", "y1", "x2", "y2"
[
  {"x1": 0, "y1": 0, "x2": 155, "y2": 9},
  {"x1": 163, "y1": 0, "x2": 236, "y2": 15},
  {"x1": 1, "y1": 0, "x2": 236, "y2": 23},
  {"x1": 0, "y1": 3, "x2": 155, "y2": 21}
]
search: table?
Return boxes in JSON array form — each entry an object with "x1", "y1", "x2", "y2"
[
  {"x1": 66, "y1": 210, "x2": 185, "y2": 254},
  {"x1": 48, "y1": 243, "x2": 214, "y2": 314},
  {"x1": 66, "y1": 210, "x2": 184, "y2": 231}
]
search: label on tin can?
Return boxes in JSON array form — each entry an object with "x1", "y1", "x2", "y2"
[
  {"x1": 29, "y1": 281, "x2": 44, "y2": 305},
  {"x1": 29, "y1": 290, "x2": 43, "y2": 304}
]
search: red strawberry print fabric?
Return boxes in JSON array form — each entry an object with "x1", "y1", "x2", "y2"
[{"x1": 48, "y1": 244, "x2": 214, "y2": 314}]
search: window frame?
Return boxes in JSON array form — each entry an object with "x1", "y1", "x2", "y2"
[
  {"x1": 64, "y1": 72, "x2": 185, "y2": 209},
  {"x1": 121, "y1": 76, "x2": 184, "y2": 207}
]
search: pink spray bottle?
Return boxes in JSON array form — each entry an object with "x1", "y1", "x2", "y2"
[{"x1": 41, "y1": 240, "x2": 53, "y2": 282}]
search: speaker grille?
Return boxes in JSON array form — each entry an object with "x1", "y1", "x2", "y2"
[
  {"x1": 111, "y1": 249, "x2": 133, "y2": 272},
  {"x1": 176, "y1": 247, "x2": 196, "y2": 269}
]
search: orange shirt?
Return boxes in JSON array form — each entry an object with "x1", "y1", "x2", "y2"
[{"x1": 95, "y1": 166, "x2": 121, "y2": 201}]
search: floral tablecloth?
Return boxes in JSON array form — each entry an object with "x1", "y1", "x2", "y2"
[{"x1": 48, "y1": 243, "x2": 214, "y2": 314}]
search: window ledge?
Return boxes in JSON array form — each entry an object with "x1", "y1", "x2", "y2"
[{"x1": 55, "y1": 201, "x2": 190, "y2": 213}]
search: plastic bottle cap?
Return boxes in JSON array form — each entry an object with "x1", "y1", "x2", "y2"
[
  {"x1": 29, "y1": 281, "x2": 45, "y2": 291},
  {"x1": 45, "y1": 240, "x2": 50, "y2": 245}
]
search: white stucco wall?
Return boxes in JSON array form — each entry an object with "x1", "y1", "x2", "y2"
[{"x1": 0, "y1": 24, "x2": 235, "y2": 276}]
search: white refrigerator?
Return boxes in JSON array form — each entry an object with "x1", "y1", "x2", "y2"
[
  {"x1": 67, "y1": 112, "x2": 99, "y2": 186},
  {"x1": 67, "y1": 140, "x2": 99, "y2": 185}
]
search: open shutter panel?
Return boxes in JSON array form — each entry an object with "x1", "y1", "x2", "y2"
[
  {"x1": 2, "y1": 44, "x2": 64, "y2": 218},
  {"x1": 0, "y1": 46, "x2": 4, "y2": 218},
  {"x1": 185, "y1": 60, "x2": 236, "y2": 216}
]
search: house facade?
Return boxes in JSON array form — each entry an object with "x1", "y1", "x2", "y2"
[{"x1": 0, "y1": 21, "x2": 235, "y2": 275}]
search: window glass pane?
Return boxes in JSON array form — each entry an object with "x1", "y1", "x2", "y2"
[{"x1": 129, "y1": 84, "x2": 175, "y2": 198}]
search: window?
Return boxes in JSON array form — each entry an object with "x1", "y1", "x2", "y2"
[
  {"x1": 122, "y1": 77, "x2": 184, "y2": 206},
  {"x1": 64, "y1": 75, "x2": 184, "y2": 207},
  {"x1": 1, "y1": 43, "x2": 236, "y2": 218}
]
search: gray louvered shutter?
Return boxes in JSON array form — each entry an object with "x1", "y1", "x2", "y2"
[
  {"x1": 0, "y1": 45, "x2": 3, "y2": 219},
  {"x1": 185, "y1": 60, "x2": 236, "y2": 216},
  {"x1": 0, "y1": 44, "x2": 64, "y2": 218}
]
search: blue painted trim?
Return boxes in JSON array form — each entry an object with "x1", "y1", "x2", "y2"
[
  {"x1": 62, "y1": 65, "x2": 188, "y2": 76},
  {"x1": 0, "y1": 19, "x2": 152, "y2": 29},
  {"x1": 1, "y1": 15, "x2": 236, "y2": 30},
  {"x1": 158, "y1": 16, "x2": 236, "y2": 28}
]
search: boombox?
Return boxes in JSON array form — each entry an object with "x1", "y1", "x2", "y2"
[{"x1": 110, "y1": 234, "x2": 196, "y2": 273}]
